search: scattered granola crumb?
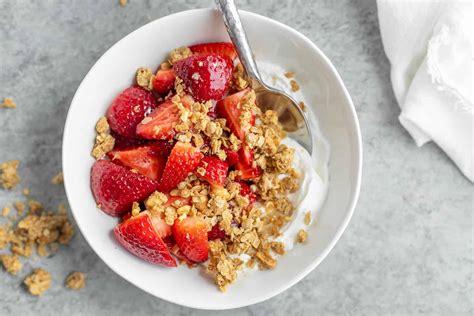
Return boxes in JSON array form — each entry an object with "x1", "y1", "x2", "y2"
[
  {"x1": 304, "y1": 212, "x2": 311, "y2": 225},
  {"x1": 1, "y1": 97, "x2": 16, "y2": 109},
  {"x1": 24, "y1": 268, "x2": 51, "y2": 296},
  {"x1": 51, "y1": 172, "x2": 63, "y2": 185},
  {"x1": 284, "y1": 71, "x2": 295, "y2": 78},
  {"x1": 131, "y1": 202, "x2": 140, "y2": 217},
  {"x1": 1, "y1": 254, "x2": 22, "y2": 275},
  {"x1": 296, "y1": 229, "x2": 308, "y2": 243},
  {"x1": 298, "y1": 101, "x2": 307, "y2": 112},
  {"x1": 290, "y1": 80, "x2": 300, "y2": 92},
  {"x1": 23, "y1": 188, "x2": 30, "y2": 196},
  {"x1": 168, "y1": 47, "x2": 193, "y2": 64},
  {"x1": 92, "y1": 117, "x2": 115, "y2": 159},
  {"x1": 28, "y1": 199, "x2": 43, "y2": 213},
  {"x1": 65, "y1": 272, "x2": 86, "y2": 290},
  {"x1": 119, "y1": 0, "x2": 127, "y2": 7},
  {"x1": 270, "y1": 241, "x2": 285, "y2": 255},
  {"x1": 0, "y1": 160, "x2": 21, "y2": 190},
  {"x1": 2, "y1": 206, "x2": 11, "y2": 217},
  {"x1": 136, "y1": 67, "x2": 154, "y2": 91},
  {"x1": 14, "y1": 201, "x2": 25, "y2": 215},
  {"x1": 255, "y1": 251, "x2": 277, "y2": 269}
]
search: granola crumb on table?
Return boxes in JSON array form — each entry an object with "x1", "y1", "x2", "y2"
[
  {"x1": 24, "y1": 268, "x2": 51, "y2": 296},
  {"x1": 0, "y1": 160, "x2": 21, "y2": 190},
  {"x1": 65, "y1": 272, "x2": 86, "y2": 290},
  {"x1": 1, "y1": 97, "x2": 16, "y2": 109},
  {"x1": 119, "y1": 0, "x2": 128, "y2": 7},
  {"x1": 51, "y1": 172, "x2": 64, "y2": 185},
  {"x1": 290, "y1": 79, "x2": 300, "y2": 92},
  {"x1": 1, "y1": 254, "x2": 22, "y2": 275}
]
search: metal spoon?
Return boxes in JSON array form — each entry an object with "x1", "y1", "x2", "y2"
[{"x1": 215, "y1": 0, "x2": 313, "y2": 153}]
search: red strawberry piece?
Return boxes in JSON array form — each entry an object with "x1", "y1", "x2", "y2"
[
  {"x1": 190, "y1": 42, "x2": 237, "y2": 60},
  {"x1": 150, "y1": 214, "x2": 173, "y2": 238},
  {"x1": 153, "y1": 69, "x2": 176, "y2": 94},
  {"x1": 237, "y1": 180, "x2": 257, "y2": 205},
  {"x1": 197, "y1": 155, "x2": 228, "y2": 187},
  {"x1": 173, "y1": 54, "x2": 233, "y2": 101},
  {"x1": 114, "y1": 211, "x2": 177, "y2": 267},
  {"x1": 235, "y1": 146, "x2": 262, "y2": 180},
  {"x1": 172, "y1": 216, "x2": 209, "y2": 263},
  {"x1": 157, "y1": 142, "x2": 203, "y2": 192},
  {"x1": 215, "y1": 88, "x2": 254, "y2": 141},
  {"x1": 107, "y1": 144, "x2": 168, "y2": 181},
  {"x1": 164, "y1": 194, "x2": 191, "y2": 208},
  {"x1": 91, "y1": 160, "x2": 159, "y2": 217},
  {"x1": 208, "y1": 224, "x2": 226, "y2": 240},
  {"x1": 223, "y1": 148, "x2": 239, "y2": 167},
  {"x1": 136, "y1": 99, "x2": 180, "y2": 140},
  {"x1": 106, "y1": 86, "x2": 157, "y2": 138}
]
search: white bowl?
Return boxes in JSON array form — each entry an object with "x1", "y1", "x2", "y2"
[{"x1": 62, "y1": 8, "x2": 362, "y2": 310}]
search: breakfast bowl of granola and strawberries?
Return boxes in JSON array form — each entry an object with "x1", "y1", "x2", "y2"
[{"x1": 62, "y1": 8, "x2": 361, "y2": 310}]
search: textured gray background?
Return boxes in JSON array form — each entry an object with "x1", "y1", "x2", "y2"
[{"x1": 0, "y1": 0, "x2": 472, "y2": 315}]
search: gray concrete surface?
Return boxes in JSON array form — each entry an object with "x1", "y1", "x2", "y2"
[{"x1": 0, "y1": 0, "x2": 472, "y2": 315}]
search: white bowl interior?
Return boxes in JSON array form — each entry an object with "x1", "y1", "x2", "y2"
[{"x1": 63, "y1": 9, "x2": 361, "y2": 310}]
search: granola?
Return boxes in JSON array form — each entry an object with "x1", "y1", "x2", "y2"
[
  {"x1": 1, "y1": 254, "x2": 22, "y2": 275},
  {"x1": 91, "y1": 117, "x2": 115, "y2": 159},
  {"x1": 24, "y1": 268, "x2": 51, "y2": 296},
  {"x1": 1, "y1": 97, "x2": 16, "y2": 109},
  {"x1": 65, "y1": 272, "x2": 86, "y2": 290},
  {"x1": 51, "y1": 172, "x2": 64, "y2": 185},
  {"x1": 0, "y1": 160, "x2": 21, "y2": 189}
]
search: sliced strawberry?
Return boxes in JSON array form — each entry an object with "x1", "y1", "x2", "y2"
[
  {"x1": 136, "y1": 99, "x2": 179, "y2": 140},
  {"x1": 235, "y1": 146, "x2": 262, "y2": 180},
  {"x1": 107, "y1": 144, "x2": 168, "y2": 180},
  {"x1": 150, "y1": 215, "x2": 172, "y2": 238},
  {"x1": 157, "y1": 142, "x2": 203, "y2": 192},
  {"x1": 197, "y1": 156, "x2": 228, "y2": 187},
  {"x1": 237, "y1": 180, "x2": 257, "y2": 205},
  {"x1": 164, "y1": 195, "x2": 191, "y2": 208},
  {"x1": 208, "y1": 224, "x2": 226, "y2": 240},
  {"x1": 91, "y1": 160, "x2": 159, "y2": 217},
  {"x1": 153, "y1": 69, "x2": 176, "y2": 94},
  {"x1": 223, "y1": 148, "x2": 239, "y2": 167},
  {"x1": 106, "y1": 86, "x2": 157, "y2": 138},
  {"x1": 114, "y1": 211, "x2": 176, "y2": 267},
  {"x1": 173, "y1": 216, "x2": 208, "y2": 263},
  {"x1": 190, "y1": 42, "x2": 237, "y2": 60},
  {"x1": 173, "y1": 54, "x2": 233, "y2": 101},
  {"x1": 215, "y1": 88, "x2": 254, "y2": 141}
]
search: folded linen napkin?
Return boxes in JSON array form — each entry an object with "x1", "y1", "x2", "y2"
[{"x1": 377, "y1": 0, "x2": 473, "y2": 182}]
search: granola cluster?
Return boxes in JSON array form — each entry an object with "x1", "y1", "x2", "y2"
[
  {"x1": 1, "y1": 160, "x2": 21, "y2": 189},
  {"x1": 91, "y1": 117, "x2": 115, "y2": 159}
]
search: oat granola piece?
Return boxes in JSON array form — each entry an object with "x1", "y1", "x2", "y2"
[
  {"x1": 23, "y1": 188, "x2": 30, "y2": 196},
  {"x1": 298, "y1": 101, "x2": 306, "y2": 112},
  {"x1": 24, "y1": 268, "x2": 52, "y2": 296},
  {"x1": 304, "y1": 212, "x2": 311, "y2": 225},
  {"x1": 119, "y1": 0, "x2": 127, "y2": 7},
  {"x1": 91, "y1": 117, "x2": 115, "y2": 159},
  {"x1": 2, "y1": 206, "x2": 11, "y2": 217},
  {"x1": 51, "y1": 172, "x2": 64, "y2": 185},
  {"x1": 65, "y1": 272, "x2": 86, "y2": 290},
  {"x1": 290, "y1": 79, "x2": 300, "y2": 92},
  {"x1": 296, "y1": 229, "x2": 308, "y2": 243},
  {"x1": 28, "y1": 199, "x2": 43, "y2": 213},
  {"x1": 284, "y1": 71, "x2": 295, "y2": 78},
  {"x1": 1, "y1": 254, "x2": 22, "y2": 275},
  {"x1": 131, "y1": 201, "x2": 140, "y2": 217},
  {"x1": 136, "y1": 67, "x2": 154, "y2": 91},
  {"x1": 14, "y1": 201, "x2": 25, "y2": 215},
  {"x1": 168, "y1": 47, "x2": 193, "y2": 64},
  {"x1": 255, "y1": 251, "x2": 277, "y2": 269},
  {"x1": 1, "y1": 97, "x2": 16, "y2": 109},
  {"x1": 0, "y1": 160, "x2": 21, "y2": 189}
]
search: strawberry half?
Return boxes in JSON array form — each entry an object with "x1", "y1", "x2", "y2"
[
  {"x1": 153, "y1": 69, "x2": 176, "y2": 95},
  {"x1": 157, "y1": 142, "x2": 203, "y2": 192},
  {"x1": 114, "y1": 211, "x2": 176, "y2": 267},
  {"x1": 215, "y1": 88, "x2": 254, "y2": 141},
  {"x1": 107, "y1": 143, "x2": 169, "y2": 181},
  {"x1": 173, "y1": 216, "x2": 209, "y2": 263},
  {"x1": 190, "y1": 42, "x2": 237, "y2": 60},
  {"x1": 91, "y1": 160, "x2": 159, "y2": 217},
  {"x1": 106, "y1": 86, "x2": 157, "y2": 138},
  {"x1": 197, "y1": 155, "x2": 228, "y2": 187},
  {"x1": 173, "y1": 54, "x2": 233, "y2": 101},
  {"x1": 136, "y1": 99, "x2": 179, "y2": 140}
]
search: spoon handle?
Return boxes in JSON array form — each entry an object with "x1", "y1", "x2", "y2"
[{"x1": 215, "y1": 0, "x2": 262, "y2": 86}]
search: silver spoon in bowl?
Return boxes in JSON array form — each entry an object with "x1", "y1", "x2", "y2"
[{"x1": 215, "y1": 0, "x2": 313, "y2": 154}]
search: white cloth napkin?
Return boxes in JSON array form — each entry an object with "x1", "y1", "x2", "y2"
[{"x1": 377, "y1": 0, "x2": 473, "y2": 182}]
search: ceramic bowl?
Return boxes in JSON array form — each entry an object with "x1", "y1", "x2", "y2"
[{"x1": 62, "y1": 8, "x2": 362, "y2": 310}]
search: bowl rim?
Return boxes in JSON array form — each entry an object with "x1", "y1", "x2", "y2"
[{"x1": 62, "y1": 8, "x2": 362, "y2": 310}]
